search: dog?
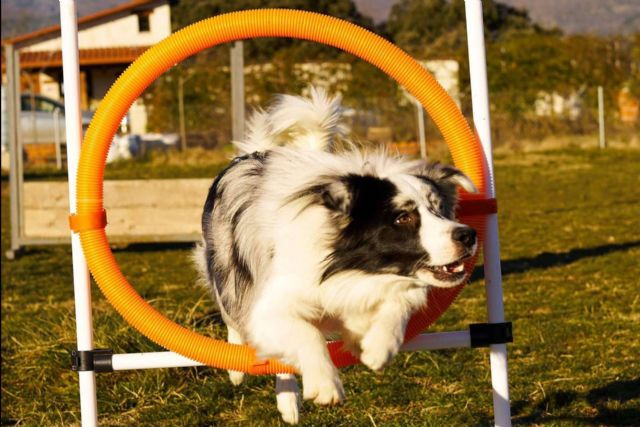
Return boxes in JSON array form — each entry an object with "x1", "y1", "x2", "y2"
[{"x1": 194, "y1": 88, "x2": 478, "y2": 424}]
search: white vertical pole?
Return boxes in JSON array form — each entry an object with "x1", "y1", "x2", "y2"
[
  {"x1": 230, "y1": 41, "x2": 245, "y2": 142},
  {"x1": 464, "y1": 1, "x2": 511, "y2": 426},
  {"x1": 598, "y1": 86, "x2": 606, "y2": 149},
  {"x1": 59, "y1": 1, "x2": 98, "y2": 425}
]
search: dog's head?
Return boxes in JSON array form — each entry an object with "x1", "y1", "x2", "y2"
[{"x1": 315, "y1": 162, "x2": 478, "y2": 288}]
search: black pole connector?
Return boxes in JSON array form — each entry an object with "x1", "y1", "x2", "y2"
[
  {"x1": 469, "y1": 322, "x2": 513, "y2": 347},
  {"x1": 71, "y1": 348, "x2": 113, "y2": 373}
]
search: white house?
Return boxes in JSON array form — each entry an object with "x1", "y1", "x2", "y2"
[{"x1": 2, "y1": 0, "x2": 172, "y2": 135}]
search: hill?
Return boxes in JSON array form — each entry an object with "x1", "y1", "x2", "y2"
[
  {"x1": 352, "y1": 0, "x2": 639, "y2": 35},
  {"x1": 3, "y1": 0, "x2": 638, "y2": 40},
  {"x1": 498, "y1": 0, "x2": 640, "y2": 35}
]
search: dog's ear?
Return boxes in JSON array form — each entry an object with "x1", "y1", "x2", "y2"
[
  {"x1": 419, "y1": 163, "x2": 478, "y2": 194},
  {"x1": 285, "y1": 178, "x2": 351, "y2": 215},
  {"x1": 321, "y1": 180, "x2": 352, "y2": 215},
  {"x1": 442, "y1": 165, "x2": 478, "y2": 193},
  {"x1": 416, "y1": 163, "x2": 478, "y2": 218}
]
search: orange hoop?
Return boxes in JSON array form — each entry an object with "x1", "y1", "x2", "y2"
[{"x1": 76, "y1": 9, "x2": 489, "y2": 374}]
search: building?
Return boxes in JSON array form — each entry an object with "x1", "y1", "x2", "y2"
[{"x1": 2, "y1": 0, "x2": 172, "y2": 135}]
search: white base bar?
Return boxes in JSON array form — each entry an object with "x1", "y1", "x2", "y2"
[
  {"x1": 401, "y1": 330, "x2": 470, "y2": 352},
  {"x1": 111, "y1": 331, "x2": 472, "y2": 371},
  {"x1": 112, "y1": 351, "x2": 204, "y2": 371}
]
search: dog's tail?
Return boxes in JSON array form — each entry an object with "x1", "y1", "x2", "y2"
[{"x1": 234, "y1": 87, "x2": 344, "y2": 155}]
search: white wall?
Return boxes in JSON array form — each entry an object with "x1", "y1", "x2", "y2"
[
  {"x1": 128, "y1": 98, "x2": 148, "y2": 134},
  {"x1": 24, "y1": 3, "x2": 171, "y2": 52},
  {"x1": 422, "y1": 60, "x2": 460, "y2": 108},
  {"x1": 399, "y1": 59, "x2": 460, "y2": 108},
  {"x1": 90, "y1": 67, "x2": 148, "y2": 133}
]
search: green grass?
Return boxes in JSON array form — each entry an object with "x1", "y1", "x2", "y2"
[{"x1": 2, "y1": 147, "x2": 639, "y2": 426}]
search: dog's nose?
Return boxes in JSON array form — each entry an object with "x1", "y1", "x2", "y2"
[{"x1": 452, "y1": 226, "x2": 477, "y2": 249}]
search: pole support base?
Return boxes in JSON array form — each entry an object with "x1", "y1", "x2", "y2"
[{"x1": 71, "y1": 348, "x2": 113, "y2": 373}]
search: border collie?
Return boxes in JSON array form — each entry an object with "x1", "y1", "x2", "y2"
[{"x1": 194, "y1": 88, "x2": 478, "y2": 424}]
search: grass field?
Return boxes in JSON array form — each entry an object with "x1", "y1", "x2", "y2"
[{"x1": 2, "y1": 146, "x2": 639, "y2": 426}]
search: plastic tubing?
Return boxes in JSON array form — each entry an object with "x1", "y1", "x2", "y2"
[{"x1": 75, "y1": 9, "x2": 489, "y2": 374}]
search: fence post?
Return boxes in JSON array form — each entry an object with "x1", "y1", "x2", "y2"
[
  {"x1": 598, "y1": 86, "x2": 606, "y2": 149},
  {"x1": 415, "y1": 100, "x2": 427, "y2": 159},
  {"x1": 5, "y1": 43, "x2": 23, "y2": 259},
  {"x1": 231, "y1": 41, "x2": 245, "y2": 142},
  {"x1": 54, "y1": 108, "x2": 62, "y2": 169},
  {"x1": 178, "y1": 75, "x2": 187, "y2": 151}
]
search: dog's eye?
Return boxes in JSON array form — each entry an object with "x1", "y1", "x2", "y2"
[{"x1": 394, "y1": 211, "x2": 415, "y2": 226}]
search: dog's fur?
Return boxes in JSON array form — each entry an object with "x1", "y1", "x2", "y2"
[{"x1": 194, "y1": 88, "x2": 478, "y2": 424}]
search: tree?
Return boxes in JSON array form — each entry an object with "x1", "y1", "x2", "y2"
[
  {"x1": 145, "y1": 0, "x2": 639, "y2": 144},
  {"x1": 145, "y1": 0, "x2": 378, "y2": 142},
  {"x1": 386, "y1": 0, "x2": 542, "y2": 57},
  {"x1": 171, "y1": 0, "x2": 375, "y2": 63}
]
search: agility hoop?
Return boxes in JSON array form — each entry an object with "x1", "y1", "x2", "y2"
[{"x1": 74, "y1": 9, "x2": 493, "y2": 374}]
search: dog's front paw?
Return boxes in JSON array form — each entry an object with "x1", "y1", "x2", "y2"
[
  {"x1": 277, "y1": 389, "x2": 300, "y2": 424},
  {"x1": 228, "y1": 370, "x2": 245, "y2": 385},
  {"x1": 276, "y1": 374, "x2": 300, "y2": 425},
  {"x1": 302, "y1": 369, "x2": 344, "y2": 406},
  {"x1": 360, "y1": 333, "x2": 402, "y2": 371}
]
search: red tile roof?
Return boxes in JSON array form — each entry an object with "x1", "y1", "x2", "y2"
[
  {"x1": 18, "y1": 46, "x2": 150, "y2": 69},
  {"x1": 2, "y1": 0, "x2": 165, "y2": 48}
]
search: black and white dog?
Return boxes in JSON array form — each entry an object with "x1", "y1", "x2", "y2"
[{"x1": 194, "y1": 88, "x2": 478, "y2": 424}]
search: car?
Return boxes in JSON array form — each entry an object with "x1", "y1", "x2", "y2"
[{"x1": 19, "y1": 93, "x2": 94, "y2": 144}]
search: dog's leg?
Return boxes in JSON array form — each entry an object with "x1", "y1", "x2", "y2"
[
  {"x1": 227, "y1": 326, "x2": 245, "y2": 385},
  {"x1": 250, "y1": 315, "x2": 344, "y2": 406},
  {"x1": 359, "y1": 303, "x2": 409, "y2": 371},
  {"x1": 276, "y1": 373, "x2": 300, "y2": 425}
]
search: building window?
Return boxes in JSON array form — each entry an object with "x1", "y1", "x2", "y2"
[{"x1": 138, "y1": 12, "x2": 151, "y2": 32}]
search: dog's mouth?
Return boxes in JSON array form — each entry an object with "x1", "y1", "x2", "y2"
[{"x1": 417, "y1": 256, "x2": 470, "y2": 282}]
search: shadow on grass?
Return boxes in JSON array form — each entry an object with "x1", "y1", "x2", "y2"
[
  {"x1": 472, "y1": 240, "x2": 640, "y2": 282},
  {"x1": 2, "y1": 241, "x2": 197, "y2": 258},
  {"x1": 111, "y1": 241, "x2": 196, "y2": 253},
  {"x1": 512, "y1": 377, "x2": 640, "y2": 425}
]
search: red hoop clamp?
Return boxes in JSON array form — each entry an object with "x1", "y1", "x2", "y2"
[
  {"x1": 458, "y1": 198, "x2": 497, "y2": 216},
  {"x1": 69, "y1": 210, "x2": 108, "y2": 233}
]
